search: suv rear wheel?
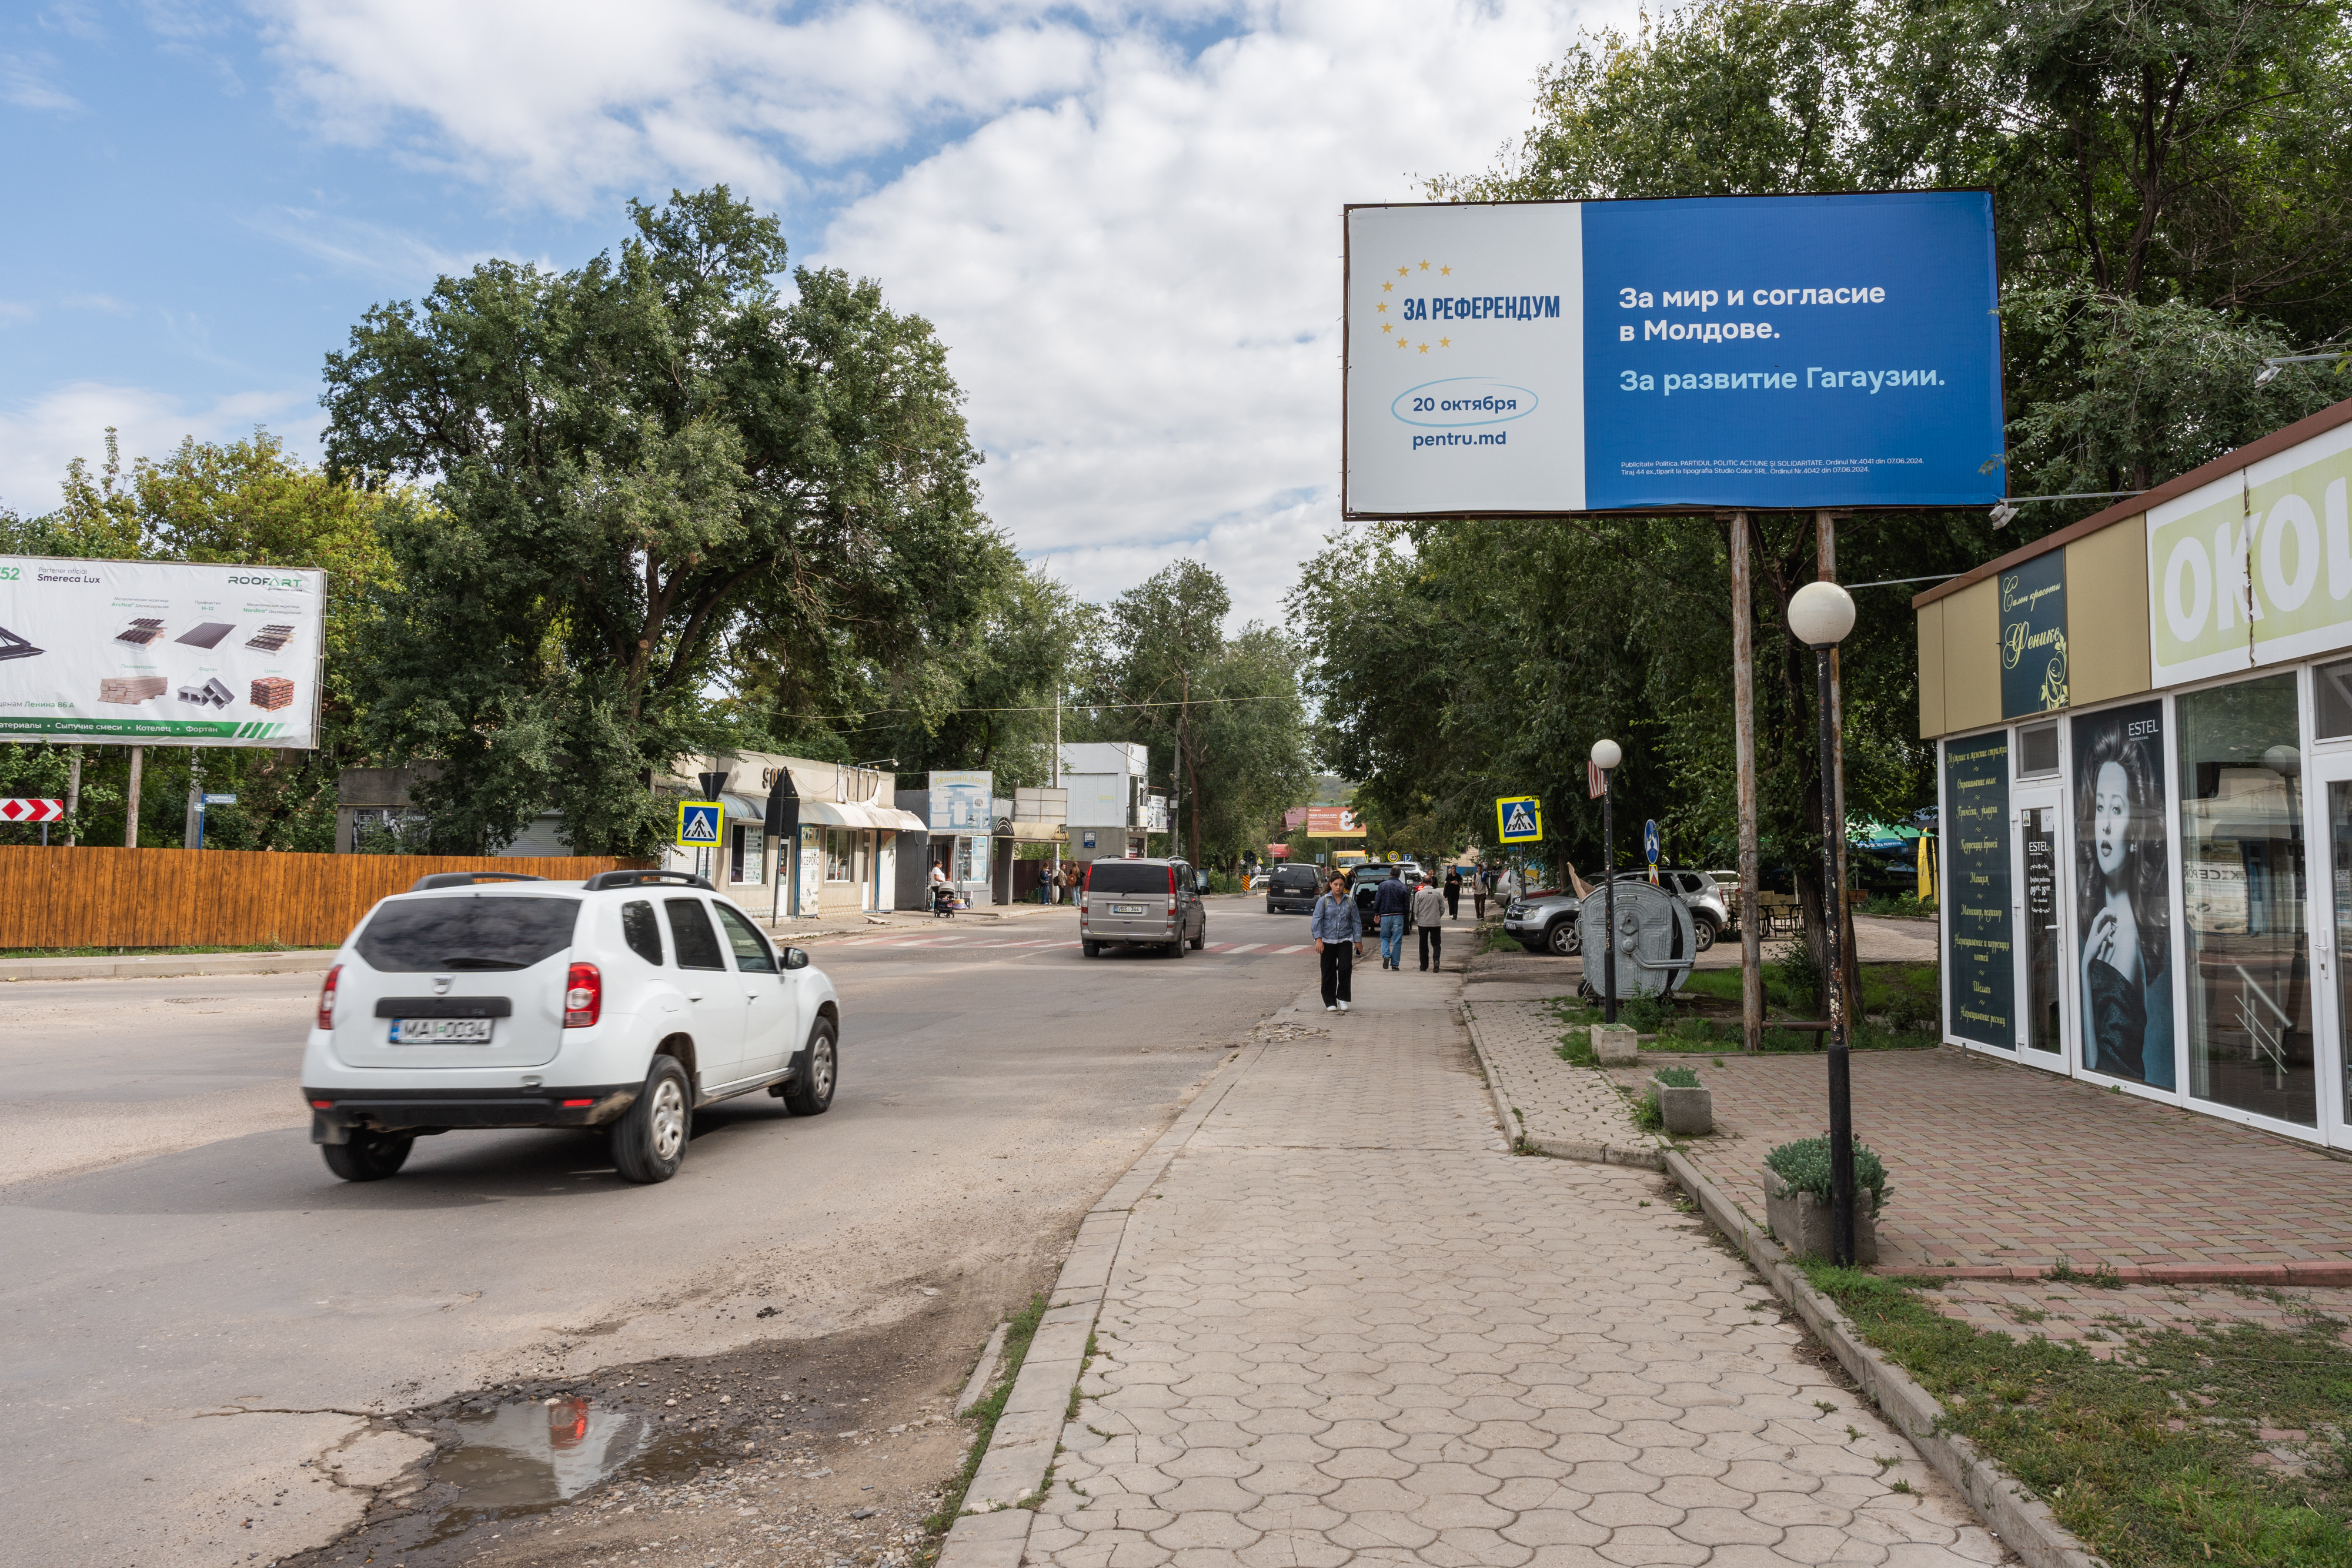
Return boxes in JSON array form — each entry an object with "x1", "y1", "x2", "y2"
[
  {"x1": 782, "y1": 1017, "x2": 837, "y2": 1116},
  {"x1": 322, "y1": 1129, "x2": 412, "y2": 1182},
  {"x1": 1693, "y1": 917, "x2": 1718, "y2": 953},
  {"x1": 1166, "y1": 931, "x2": 1185, "y2": 959},
  {"x1": 612, "y1": 1055, "x2": 692, "y2": 1184},
  {"x1": 1547, "y1": 919, "x2": 1581, "y2": 957}
]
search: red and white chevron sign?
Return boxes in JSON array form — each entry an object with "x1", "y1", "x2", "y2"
[{"x1": 0, "y1": 798, "x2": 66, "y2": 823}]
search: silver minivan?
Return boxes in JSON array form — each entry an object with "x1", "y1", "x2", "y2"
[{"x1": 1079, "y1": 857, "x2": 1208, "y2": 957}]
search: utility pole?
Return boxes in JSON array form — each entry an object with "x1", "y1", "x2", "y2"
[
  {"x1": 1818, "y1": 511, "x2": 1860, "y2": 1011},
  {"x1": 65, "y1": 747, "x2": 81, "y2": 847}
]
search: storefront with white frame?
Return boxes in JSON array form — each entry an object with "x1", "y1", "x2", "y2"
[{"x1": 1917, "y1": 394, "x2": 2352, "y2": 1149}]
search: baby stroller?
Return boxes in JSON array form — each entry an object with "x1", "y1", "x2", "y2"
[{"x1": 931, "y1": 883, "x2": 958, "y2": 919}]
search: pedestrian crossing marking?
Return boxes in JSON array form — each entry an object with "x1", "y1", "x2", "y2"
[
  {"x1": 1495, "y1": 794, "x2": 1544, "y2": 844},
  {"x1": 674, "y1": 800, "x2": 723, "y2": 847}
]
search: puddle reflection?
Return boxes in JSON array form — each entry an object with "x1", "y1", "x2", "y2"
[{"x1": 431, "y1": 1398, "x2": 649, "y2": 1507}]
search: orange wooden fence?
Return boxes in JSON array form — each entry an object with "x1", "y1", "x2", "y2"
[{"x1": 0, "y1": 846, "x2": 647, "y2": 952}]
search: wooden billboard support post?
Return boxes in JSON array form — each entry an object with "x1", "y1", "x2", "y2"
[
  {"x1": 124, "y1": 746, "x2": 143, "y2": 849},
  {"x1": 1816, "y1": 510, "x2": 1862, "y2": 1013},
  {"x1": 1730, "y1": 512, "x2": 1763, "y2": 1055}
]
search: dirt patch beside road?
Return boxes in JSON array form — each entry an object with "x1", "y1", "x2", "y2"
[{"x1": 282, "y1": 1286, "x2": 1020, "y2": 1568}]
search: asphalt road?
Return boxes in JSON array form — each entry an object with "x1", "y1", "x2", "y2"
[{"x1": 0, "y1": 895, "x2": 1362, "y2": 1568}]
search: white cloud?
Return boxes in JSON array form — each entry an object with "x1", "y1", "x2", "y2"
[
  {"x1": 0, "y1": 382, "x2": 312, "y2": 515},
  {"x1": 246, "y1": 206, "x2": 494, "y2": 284},
  {"x1": 2, "y1": 50, "x2": 81, "y2": 111}
]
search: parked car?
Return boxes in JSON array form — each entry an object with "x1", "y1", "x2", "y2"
[
  {"x1": 302, "y1": 868, "x2": 840, "y2": 1186},
  {"x1": 1265, "y1": 863, "x2": 1322, "y2": 914},
  {"x1": 1502, "y1": 868, "x2": 1729, "y2": 957},
  {"x1": 1351, "y1": 862, "x2": 1416, "y2": 934},
  {"x1": 1079, "y1": 857, "x2": 1208, "y2": 957}
]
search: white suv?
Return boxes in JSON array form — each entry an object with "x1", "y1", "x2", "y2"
[{"x1": 302, "y1": 870, "x2": 841, "y2": 1185}]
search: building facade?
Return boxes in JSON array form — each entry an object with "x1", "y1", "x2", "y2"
[{"x1": 1915, "y1": 394, "x2": 2352, "y2": 1149}]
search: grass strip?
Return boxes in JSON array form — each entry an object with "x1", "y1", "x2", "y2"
[
  {"x1": 1800, "y1": 1264, "x2": 2352, "y2": 1567},
  {"x1": 923, "y1": 1292, "x2": 1049, "y2": 1538}
]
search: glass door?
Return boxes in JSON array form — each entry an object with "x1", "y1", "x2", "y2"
[
  {"x1": 2313, "y1": 751, "x2": 2352, "y2": 1148},
  {"x1": 2016, "y1": 790, "x2": 2070, "y2": 1069}
]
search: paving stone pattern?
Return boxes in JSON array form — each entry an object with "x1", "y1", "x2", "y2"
[
  {"x1": 1920, "y1": 1276, "x2": 2352, "y2": 1358},
  {"x1": 1469, "y1": 998, "x2": 1661, "y2": 1165},
  {"x1": 1026, "y1": 971, "x2": 2006, "y2": 1566},
  {"x1": 1605, "y1": 1047, "x2": 2352, "y2": 1274}
]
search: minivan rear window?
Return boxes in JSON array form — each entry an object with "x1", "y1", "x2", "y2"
[
  {"x1": 1088, "y1": 862, "x2": 1172, "y2": 894},
  {"x1": 1271, "y1": 868, "x2": 1319, "y2": 891},
  {"x1": 356, "y1": 896, "x2": 580, "y2": 972}
]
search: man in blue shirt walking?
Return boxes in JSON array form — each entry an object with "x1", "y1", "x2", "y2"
[
  {"x1": 1374, "y1": 867, "x2": 1411, "y2": 970},
  {"x1": 1311, "y1": 872, "x2": 1362, "y2": 1012}
]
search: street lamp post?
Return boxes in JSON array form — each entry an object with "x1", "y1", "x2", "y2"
[
  {"x1": 1788, "y1": 580, "x2": 1859, "y2": 1266},
  {"x1": 1591, "y1": 738, "x2": 1623, "y2": 1024}
]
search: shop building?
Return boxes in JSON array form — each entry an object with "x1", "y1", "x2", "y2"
[
  {"x1": 653, "y1": 751, "x2": 924, "y2": 918},
  {"x1": 1058, "y1": 743, "x2": 1165, "y2": 861},
  {"x1": 1915, "y1": 394, "x2": 2352, "y2": 1148}
]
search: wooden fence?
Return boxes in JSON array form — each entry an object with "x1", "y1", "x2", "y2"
[{"x1": 0, "y1": 846, "x2": 646, "y2": 952}]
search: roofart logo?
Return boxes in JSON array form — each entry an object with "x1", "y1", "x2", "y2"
[
  {"x1": 1391, "y1": 378, "x2": 1539, "y2": 429},
  {"x1": 225, "y1": 573, "x2": 305, "y2": 589}
]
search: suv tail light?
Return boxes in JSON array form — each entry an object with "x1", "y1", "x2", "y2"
[
  {"x1": 564, "y1": 962, "x2": 603, "y2": 1028},
  {"x1": 316, "y1": 964, "x2": 341, "y2": 1031}
]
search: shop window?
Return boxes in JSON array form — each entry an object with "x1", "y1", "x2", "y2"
[
  {"x1": 2017, "y1": 721, "x2": 2059, "y2": 776},
  {"x1": 2177, "y1": 674, "x2": 2316, "y2": 1125},
  {"x1": 727, "y1": 824, "x2": 763, "y2": 885},
  {"x1": 2316, "y1": 657, "x2": 2352, "y2": 740},
  {"x1": 824, "y1": 828, "x2": 854, "y2": 882},
  {"x1": 2072, "y1": 703, "x2": 2173, "y2": 1085}
]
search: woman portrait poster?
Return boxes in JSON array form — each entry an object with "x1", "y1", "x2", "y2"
[{"x1": 2070, "y1": 702, "x2": 2177, "y2": 1086}]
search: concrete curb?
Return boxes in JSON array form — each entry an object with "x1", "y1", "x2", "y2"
[
  {"x1": 1457, "y1": 1001, "x2": 1667, "y2": 1172},
  {"x1": 0, "y1": 950, "x2": 336, "y2": 982},
  {"x1": 1661, "y1": 1150, "x2": 2109, "y2": 1568},
  {"x1": 935, "y1": 1028, "x2": 1271, "y2": 1567}
]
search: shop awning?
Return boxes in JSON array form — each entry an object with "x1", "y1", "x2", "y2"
[{"x1": 799, "y1": 800, "x2": 928, "y2": 833}]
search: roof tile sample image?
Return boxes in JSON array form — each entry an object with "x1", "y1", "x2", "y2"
[
  {"x1": 115, "y1": 618, "x2": 165, "y2": 645},
  {"x1": 99, "y1": 676, "x2": 168, "y2": 704},
  {"x1": 244, "y1": 624, "x2": 295, "y2": 651},
  {"x1": 0, "y1": 624, "x2": 42, "y2": 661},
  {"x1": 249, "y1": 676, "x2": 294, "y2": 711},
  {"x1": 175, "y1": 621, "x2": 236, "y2": 649}
]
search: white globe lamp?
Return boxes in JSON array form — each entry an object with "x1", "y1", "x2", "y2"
[
  {"x1": 1788, "y1": 580, "x2": 1857, "y2": 647},
  {"x1": 1591, "y1": 737, "x2": 1622, "y2": 771}
]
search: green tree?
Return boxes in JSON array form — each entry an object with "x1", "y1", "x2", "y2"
[{"x1": 323, "y1": 186, "x2": 1003, "y2": 854}]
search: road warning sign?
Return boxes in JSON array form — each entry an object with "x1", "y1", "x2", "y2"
[
  {"x1": 1495, "y1": 795, "x2": 1543, "y2": 845},
  {"x1": 676, "y1": 800, "x2": 723, "y2": 848}
]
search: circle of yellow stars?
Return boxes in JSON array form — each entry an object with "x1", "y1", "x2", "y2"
[{"x1": 1375, "y1": 259, "x2": 1454, "y2": 352}]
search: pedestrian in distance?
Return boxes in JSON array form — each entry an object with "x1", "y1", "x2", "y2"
[
  {"x1": 1443, "y1": 864, "x2": 1462, "y2": 919},
  {"x1": 1311, "y1": 872, "x2": 1362, "y2": 1012},
  {"x1": 1374, "y1": 865, "x2": 1411, "y2": 970},
  {"x1": 1471, "y1": 865, "x2": 1488, "y2": 921},
  {"x1": 1413, "y1": 875, "x2": 1447, "y2": 971}
]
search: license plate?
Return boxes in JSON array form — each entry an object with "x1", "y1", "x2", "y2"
[
  {"x1": 1112, "y1": 904, "x2": 1145, "y2": 915},
  {"x1": 389, "y1": 1018, "x2": 495, "y2": 1044}
]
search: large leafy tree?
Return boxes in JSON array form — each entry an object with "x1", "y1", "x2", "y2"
[{"x1": 323, "y1": 187, "x2": 1002, "y2": 854}]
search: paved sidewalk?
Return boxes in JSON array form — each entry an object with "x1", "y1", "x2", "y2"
[
  {"x1": 1024, "y1": 964, "x2": 2005, "y2": 1567},
  {"x1": 1468, "y1": 995, "x2": 1661, "y2": 1168}
]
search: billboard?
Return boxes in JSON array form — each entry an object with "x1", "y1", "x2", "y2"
[
  {"x1": 1343, "y1": 192, "x2": 2004, "y2": 516},
  {"x1": 1303, "y1": 805, "x2": 1362, "y2": 837},
  {"x1": 927, "y1": 770, "x2": 993, "y2": 832},
  {"x1": 0, "y1": 556, "x2": 326, "y2": 747}
]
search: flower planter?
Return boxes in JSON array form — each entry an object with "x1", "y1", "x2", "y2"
[
  {"x1": 1764, "y1": 1176, "x2": 1879, "y2": 1264},
  {"x1": 1652, "y1": 1076, "x2": 1713, "y2": 1136},
  {"x1": 1591, "y1": 1024, "x2": 1641, "y2": 1065}
]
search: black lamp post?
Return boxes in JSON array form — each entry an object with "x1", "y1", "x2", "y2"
[
  {"x1": 1592, "y1": 737, "x2": 1622, "y2": 1024},
  {"x1": 1789, "y1": 579, "x2": 1859, "y2": 1266}
]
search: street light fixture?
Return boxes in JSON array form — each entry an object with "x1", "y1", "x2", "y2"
[
  {"x1": 1591, "y1": 737, "x2": 1623, "y2": 1024},
  {"x1": 1788, "y1": 579, "x2": 1859, "y2": 1266}
]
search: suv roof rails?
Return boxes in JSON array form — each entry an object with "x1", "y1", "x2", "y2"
[
  {"x1": 581, "y1": 868, "x2": 716, "y2": 892},
  {"x1": 409, "y1": 871, "x2": 549, "y2": 891}
]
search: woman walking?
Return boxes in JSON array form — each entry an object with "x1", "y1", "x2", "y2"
[{"x1": 1443, "y1": 864, "x2": 1462, "y2": 918}]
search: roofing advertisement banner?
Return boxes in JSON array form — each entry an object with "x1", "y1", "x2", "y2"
[
  {"x1": 1342, "y1": 191, "x2": 2005, "y2": 516},
  {"x1": 0, "y1": 556, "x2": 326, "y2": 747}
]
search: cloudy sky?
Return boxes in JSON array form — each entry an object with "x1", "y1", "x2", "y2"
[{"x1": 0, "y1": 0, "x2": 1628, "y2": 624}]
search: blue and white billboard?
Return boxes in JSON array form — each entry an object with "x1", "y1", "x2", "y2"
[{"x1": 1342, "y1": 192, "x2": 2004, "y2": 516}]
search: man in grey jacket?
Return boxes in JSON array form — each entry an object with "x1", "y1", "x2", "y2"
[
  {"x1": 1311, "y1": 872, "x2": 1363, "y2": 1011},
  {"x1": 1412, "y1": 878, "x2": 1448, "y2": 971}
]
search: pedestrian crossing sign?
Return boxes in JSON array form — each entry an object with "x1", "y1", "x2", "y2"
[
  {"x1": 676, "y1": 800, "x2": 723, "y2": 848},
  {"x1": 1495, "y1": 795, "x2": 1543, "y2": 844}
]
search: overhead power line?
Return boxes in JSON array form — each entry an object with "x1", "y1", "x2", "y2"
[{"x1": 776, "y1": 692, "x2": 1298, "y2": 724}]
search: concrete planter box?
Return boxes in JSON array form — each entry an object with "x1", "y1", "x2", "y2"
[
  {"x1": 1591, "y1": 1024, "x2": 1641, "y2": 1065},
  {"x1": 1765, "y1": 1177, "x2": 1879, "y2": 1264},
  {"x1": 1652, "y1": 1077, "x2": 1713, "y2": 1136}
]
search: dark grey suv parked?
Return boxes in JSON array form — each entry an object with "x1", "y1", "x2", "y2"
[{"x1": 1265, "y1": 864, "x2": 1321, "y2": 914}]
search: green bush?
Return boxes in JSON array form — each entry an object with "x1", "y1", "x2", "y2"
[
  {"x1": 1766, "y1": 938, "x2": 1823, "y2": 1015},
  {"x1": 1631, "y1": 1089, "x2": 1665, "y2": 1132},
  {"x1": 1652, "y1": 1065, "x2": 1701, "y2": 1088},
  {"x1": 1883, "y1": 988, "x2": 1939, "y2": 1033},
  {"x1": 1765, "y1": 1135, "x2": 1890, "y2": 1209},
  {"x1": 1861, "y1": 892, "x2": 1937, "y2": 918},
  {"x1": 1618, "y1": 992, "x2": 1671, "y2": 1032}
]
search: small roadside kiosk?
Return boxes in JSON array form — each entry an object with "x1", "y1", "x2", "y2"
[{"x1": 1915, "y1": 393, "x2": 2352, "y2": 1150}]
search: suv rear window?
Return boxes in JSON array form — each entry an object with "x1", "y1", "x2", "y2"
[
  {"x1": 1271, "y1": 868, "x2": 1318, "y2": 891},
  {"x1": 356, "y1": 896, "x2": 580, "y2": 972},
  {"x1": 1088, "y1": 862, "x2": 1172, "y2": 894}
]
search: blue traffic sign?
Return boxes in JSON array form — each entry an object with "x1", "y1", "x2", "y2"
[
  {"x1": 676, "y1": 800, "x2": 723, "y2": 848},
  {"x1": 1495, "y1": 795, "x2": 1543, "y2": 844},
  {"x1": 1643, "y1": 819, "x2": 1661, "y2": 865}
]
